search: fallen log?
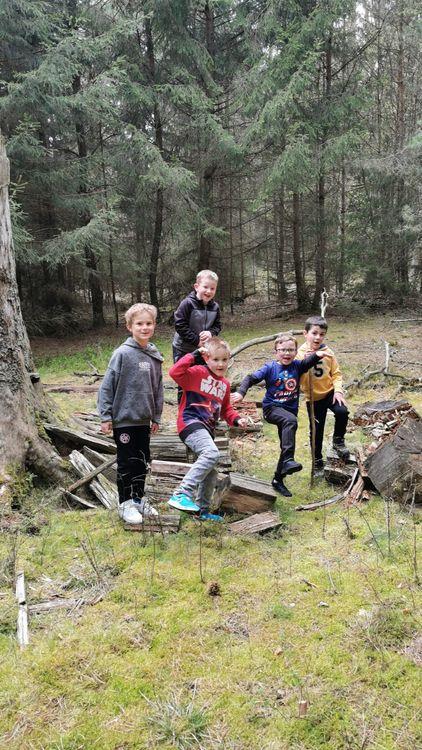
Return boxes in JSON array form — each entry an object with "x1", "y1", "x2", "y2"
[
  {"x1": 229, "y1": 330, "x2": 302, "y2": 360},
  {"x1": 44, "y1": 423, "x2": 116, "y2": 454},
  {"x1": 363, "y1": 417, "x2": 422, "y2": 504},
  {"x1": 219, "y1": 473, "x2": 277, "y2": 515},
  {"x1": 83, "y1": 447, "x2": 117, "y2": 482},
  {"x1": 229, "y1": 511, "x2": 281, "y2": 535}
]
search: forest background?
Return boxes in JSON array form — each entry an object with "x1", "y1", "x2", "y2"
[{"x1": 1, "y1": 0, "x2": 421, "y2": 333}]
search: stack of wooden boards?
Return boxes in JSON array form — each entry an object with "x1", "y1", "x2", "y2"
[{"x1": 45, "y1": 406, "x2": 282, "y2": 535}]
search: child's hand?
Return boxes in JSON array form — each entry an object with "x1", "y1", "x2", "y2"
[
  {"x1": 199, "y1": 330, "x2": 212, "y2": 345},
  {"x1": 231, "y1": 392, "x2": 243, "y2": 405},
  {"x1": 151, "y1": 421, "x2": 160, "y2": 434},
  {"x1": 332, "y1": 392, "x2": 347, "y2": 407},
  {"x1": 100, "y1": 421, "x2": 112, "y2": 435},
  {"x1": 316, "y1": 350, "x2": 332, "y2": 359},
  {"x1": 237, "y1": 417, "x2": 249, "y2": 429}
]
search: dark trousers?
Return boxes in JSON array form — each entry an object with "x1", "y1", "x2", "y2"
[
  {"x1": 306, "y1": 390, "x2": 349, "y2": 462},
  {"x1": 263, "y1": 404, "x2": 298, "y2": 481},
  {"x1": 113, "y1": 426, "x2": 150, "y2": 504}
]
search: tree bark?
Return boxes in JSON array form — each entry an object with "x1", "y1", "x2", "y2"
[
  {"x1": 0, "y1": 136, "x2": 66, "y2": 481},
  {"x1": 292, "y1": 192, "x2": 310, "y2": 311},
  {"x1": 145, "y1": 18, "x2": 164, "y2": 314},
  {"x1": 72, "y1": 74, "x2": 105, "y2": 328}
]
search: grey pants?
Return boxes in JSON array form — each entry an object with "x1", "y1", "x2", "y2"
[{"x1": 178, "y1": 429, "x2": 220, "y2": 510}]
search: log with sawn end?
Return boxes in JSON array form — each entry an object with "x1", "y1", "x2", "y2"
[{"x1": 219, "y1": 473, "x2": 277, "y2": 515}]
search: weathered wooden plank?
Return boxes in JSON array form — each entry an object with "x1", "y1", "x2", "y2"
[
  {"x1": 44, "y1": 423, "x2": 116, "y2": 454},
  {"x1": 68, "y1": 450, "x2": 118, "y2": 509},
  {"x1": 150, "y1": 460, "x2": 192, "y2": 477},
  {"x1": 66, "y1": 455, "x2": 117, "y2": 493},
  {"x1": 229, "y1": 511, "x2": 281, "y2": 535},
  {"x1": 83, "y1": 447, "x2": 117, "y2": 482},
  {"x1": 15, "y1": 571, "x2": 26, "y2": 604}
]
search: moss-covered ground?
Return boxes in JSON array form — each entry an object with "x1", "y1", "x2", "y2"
[{"x1": 1, "y1": 313, "x2": 420, "y2": 749}]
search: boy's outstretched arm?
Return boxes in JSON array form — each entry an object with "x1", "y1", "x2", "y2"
[
  {"x1": 232, "y1": 364, "x2": 270, "y2": 403},
  {"x1": 168, "y1": 350, "x2": 202, "y2": 386}
]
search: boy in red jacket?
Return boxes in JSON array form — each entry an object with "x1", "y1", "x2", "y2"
[{"x1": 168, "y1": 338, "x2": 247, "y2": 521}]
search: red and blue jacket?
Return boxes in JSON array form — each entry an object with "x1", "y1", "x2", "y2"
[{"x1": 169, "y1": 351, "x2": 241, "y2": 441}]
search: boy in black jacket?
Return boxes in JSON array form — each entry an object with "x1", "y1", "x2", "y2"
[{"x1": 172, "y1": 270, "x2": 221, "y2": 359}]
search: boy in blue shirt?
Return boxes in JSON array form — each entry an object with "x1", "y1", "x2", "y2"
[{"x1": 232, "y1": 334, "x2": 331, "y2": 497}]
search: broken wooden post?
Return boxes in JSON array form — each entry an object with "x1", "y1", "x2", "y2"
[
  {"x1": 229, "y1": 511, "x2": 281, "y2": 534},
  {"x1": 15, "y1": 571, "x2": 29, "y2": 648}
]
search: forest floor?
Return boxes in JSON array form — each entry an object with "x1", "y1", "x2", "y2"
[{"x1": 0, "y1": 310, "x2": 421, "y2": 750}]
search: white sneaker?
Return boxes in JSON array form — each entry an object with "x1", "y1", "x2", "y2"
[
  {"x1": 118, "y1": 499, "x2": 143, "y2": 525},
  {"x1": 134, "y1": 496, "x2": 159, "y2": 517}
]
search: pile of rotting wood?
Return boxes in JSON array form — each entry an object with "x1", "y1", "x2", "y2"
[
  {"x1": 44, "y1": 408, "x2": 281, "y2": 535},
  {"x1": 297, "y1": 400, "x2": 421, "y2": 511}
]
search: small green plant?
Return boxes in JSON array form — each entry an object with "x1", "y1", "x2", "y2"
[{"x1": 143, "y1": 690, "x2": 208, "y2": 749}]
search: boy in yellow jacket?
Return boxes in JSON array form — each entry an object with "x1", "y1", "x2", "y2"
[{"x1": 297, "y1": 316, "x2": 349, "y2": 475}]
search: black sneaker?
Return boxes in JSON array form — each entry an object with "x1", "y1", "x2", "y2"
[
  {"x1": 314, "y1": 459, "x2": 325, "y2": 478},
  {"x1": 282, "y1": 460, "x2": 303, "y2": 475},
  {"x1": 332, "y1": 438, "x2": 350, "y2": 461},
  {"x1": 271, "y1": 478, "x2": 292, "y2": 497}
]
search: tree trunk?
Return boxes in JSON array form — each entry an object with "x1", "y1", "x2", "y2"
[
  {"x1": 72, "y1": 74, "x2": 105, "y2": 328},
  {"x1": 145, "y1": 18, "x2": 164, "y2": 314},
  {"x1": 275, "y1": 188, "x2": 287, "y2": 300},
  {"x1": 292, "y1": 192, "x2": 310, "y2": 311},
  {"x1": 0, "y1": 137, "x2": 66, "y2": 481}
]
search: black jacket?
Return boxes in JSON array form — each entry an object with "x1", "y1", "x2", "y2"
[{"x1": 172, "y1": 291, "x2": 222, "y2": 353}]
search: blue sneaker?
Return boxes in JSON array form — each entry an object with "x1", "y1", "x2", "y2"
[
  {"x1": 198, "y1": 512, "x2": 223, "y2": 522},
  {"x1": 168, "y1": 493, "x2": 200, "y2": 513}
]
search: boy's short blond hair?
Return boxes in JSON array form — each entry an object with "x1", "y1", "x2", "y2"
[
  {"x1": 274, "y1": 334, "x2": 298, "y2": 350},
  {"x1": 203, "y1": 337, "x2": 230, "y2": 357},
  {"x1": 125, "y1": 303, "x2": 157, "y2": 326},
  {"x1": 196, "y1": 269, "x2": 219, "y2": 284}
]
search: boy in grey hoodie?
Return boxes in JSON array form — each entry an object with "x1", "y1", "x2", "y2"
[{"x1": 97, "y1": 303, "x2": 164, "y2": 525}]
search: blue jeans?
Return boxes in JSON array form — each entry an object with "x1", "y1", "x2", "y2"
[{"x1": 178, "y1": 429, "x2": 220, "y2": 511}]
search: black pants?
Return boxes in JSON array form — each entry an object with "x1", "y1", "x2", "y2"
[
  {"x1": 113, "y1": 426, "x2": 150, "y2": 504},
  {"x1": 306, "y1": 390, "x2": 349, "y2": 462},
  {"x1": 263, "y1": 404, "x2": 298, "y2": 481}
]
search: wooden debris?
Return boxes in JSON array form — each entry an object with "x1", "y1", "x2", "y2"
[
  {"x1": 15, "y1": 571, "x2": 29, "y2": 648},
  {"x1": 123, "y1": 513, "x2": 181, "y2": 534},
  {"x1": 363, "y1": 417, "x2": 422, "y2": 504},
  {"x1": 66, "y1": 455, "x2": 117, "y2": 493},
  {"x1": 150, "y1": 460, "x2": 191, "y2": 477},
  {"x1": 68, "y1": 450, "x2": 118, "y2": 509},
  {"x1": 61, "y1": 489, "x2": 97, "y2": 510},
  {"x1": 83, "y1": 447, "x2": 117, "y2": 482},
  {"x1": 354, "y1": 400, "x2": 418, "y2": 426},
  {"x1": 44, "y1": 423, "x2": 116, "y2": 454},
  {"x1": 296, "y1": 469, "x2": 359, "y2": 512},
  {"x1": 229, "y1": 511, "x2": 281, "y2": 534},
  {"x1": 220, "y1": 473, "x2": 276, "y2": 515}
]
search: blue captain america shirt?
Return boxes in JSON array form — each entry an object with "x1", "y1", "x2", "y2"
[{"x1": 237, "y1": 353, "x2": 319, "y2": 414}]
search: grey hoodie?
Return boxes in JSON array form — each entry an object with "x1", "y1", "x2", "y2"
[{"x1": 97, "y1": 338, "x2": 164, "y2": 428}]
